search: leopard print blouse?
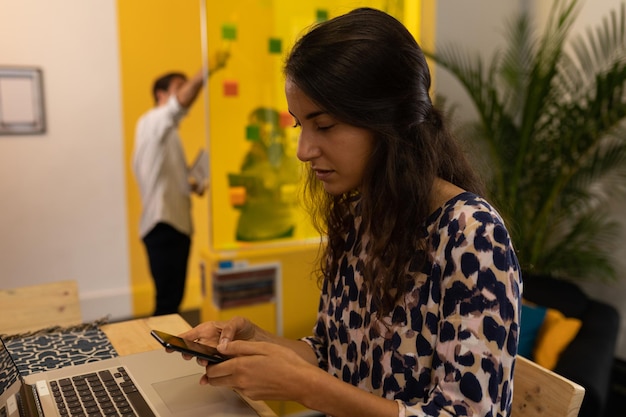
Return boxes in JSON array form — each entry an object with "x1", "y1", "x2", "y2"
[{"x1": 302, "y1": 192, "x2": 522, "y2": 417}]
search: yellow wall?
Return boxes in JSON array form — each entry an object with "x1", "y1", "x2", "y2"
[
  {"x1": 117, "y1": 0, "x2": 209, "y2": 315},
  {"x1": 117, "y1": 0, "x2": 429, "y2": 317}
]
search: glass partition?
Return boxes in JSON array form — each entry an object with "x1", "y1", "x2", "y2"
[{"x1": 202, "y1": 0, "x2": 421, "y2": 251}]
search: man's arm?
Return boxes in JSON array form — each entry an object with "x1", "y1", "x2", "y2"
[{"x1": 176, "y1": 49, "x2": 230, "y2": 109}]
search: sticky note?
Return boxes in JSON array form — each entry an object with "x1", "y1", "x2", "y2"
[
  {"x1": 316, "y1": 9, "x2": 329, "y2": 22},
  {"x1": 246, "y1": 125, "x2": 260, "y2": 141},
  {"x1": 222, "y1": 24, "x2": 237, "y2": 40},
  {"x1": 269, "y1": 38, "x2": 282, "y2": 54},
  {"x1": 279, "y1": 111, "x2": 294, "y2": 128},
  {"x1": 229, "y1": 186, "x2": 247, "y2": 207},
  {"x1": 223, "y1": 80, "x2": 238, "y2": 97}
]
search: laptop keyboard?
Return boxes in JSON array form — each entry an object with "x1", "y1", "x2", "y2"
[{"x1": 49, "y1": 367, "x2": 155, "y2": 417}]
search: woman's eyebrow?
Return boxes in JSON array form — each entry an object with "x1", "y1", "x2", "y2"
[
  {"x1": 304, "y1": 111, "x2": 327, "y2": 120},
  {"x1": 288, "y1": 109, "x2": 327, "y2": 120}
]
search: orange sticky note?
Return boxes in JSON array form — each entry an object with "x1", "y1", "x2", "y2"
[
  {"x1": 223, "y1": 80, "x2": 238, "y2": 97},
  {"x1": 229, "y1": 186, "x2": 247, "y2": 206},
  {"x1": 279, "y1": 111, "x2": 294, "y2": 128}
]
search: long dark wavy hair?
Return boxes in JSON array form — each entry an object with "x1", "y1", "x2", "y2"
[{"x1": 285, "y1": 8, "x2": 485, "y2": 316}]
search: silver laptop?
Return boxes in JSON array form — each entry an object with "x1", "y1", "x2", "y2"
[{"x1": 0, "y1": 335, "x2": 260, "y2": 417}]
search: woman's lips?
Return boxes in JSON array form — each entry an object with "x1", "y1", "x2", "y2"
[{"x1": 313, "y1": 168, "x2": 333, "y2": 181}]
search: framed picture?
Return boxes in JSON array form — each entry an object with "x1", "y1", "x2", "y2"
[{"x1": 0, "y1": 67, "x2": 46, "y2": 135}]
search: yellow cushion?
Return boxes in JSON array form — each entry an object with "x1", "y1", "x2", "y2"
[{"x1": 533, "y1": 308, "x2": 582, "y2": 370}]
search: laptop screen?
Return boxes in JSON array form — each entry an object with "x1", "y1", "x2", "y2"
[
  {"x1": 1, "y1": 337, "x2": 24, "y2": 416},
  {"x1": 0, "y1": 337, "x2": 21, "y2": 396}
]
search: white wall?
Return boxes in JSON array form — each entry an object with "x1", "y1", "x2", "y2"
[
  {"x1": 0, "y1": 1, "x2": 132, "y2": 321},
  {"x1": 433, "y1": 0, "x2": 626, "y2": 360},
  {"x1": 432, "y1": 0, "x2": 519, "y2": 126}
]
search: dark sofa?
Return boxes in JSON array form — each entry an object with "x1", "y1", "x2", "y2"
[{"x1": 522, "y1": 275, "x2": 620, "y2": 417}]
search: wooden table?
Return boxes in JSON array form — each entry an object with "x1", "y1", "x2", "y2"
[{"x1": 100, "y1": 314, "x2": 277, "y2": 417}]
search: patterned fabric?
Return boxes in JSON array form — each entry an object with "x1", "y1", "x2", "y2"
[
  {"x1": 0, "y1": 338, "x2": 19, "y2": 396},
  {"x1": 302, "y1": 192, "x2": 522, "y2": 417},
  {"x1": 3, "y1": 327, "x2": 118, "y2": 377}
]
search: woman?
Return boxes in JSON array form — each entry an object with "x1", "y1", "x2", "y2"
[{"x1": 177, "y1": 8, "x2": 521, "y2": 417}]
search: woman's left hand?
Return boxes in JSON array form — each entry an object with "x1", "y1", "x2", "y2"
[{"x1": 199, "y1": 340, "x2": 317, "y2": 402}]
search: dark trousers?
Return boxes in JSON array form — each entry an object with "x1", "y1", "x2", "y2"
[{"x1": 142, "y1": 222, "x2": 191, "y2": 316}]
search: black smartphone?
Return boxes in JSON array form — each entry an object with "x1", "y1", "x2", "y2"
[{"x1": 150, "y1": 330, "x2": 228, "y2": 363}]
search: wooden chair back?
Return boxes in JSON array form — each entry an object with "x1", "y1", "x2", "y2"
[
  {"x1": 0, "y1": 280, "x2": 82, "y2": 335},
  {"x1": 512, "y1": 355, "x2": 585, "y2": 417}
]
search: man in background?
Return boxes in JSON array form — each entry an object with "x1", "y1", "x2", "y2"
[{"x1": 132, "y1": 50, "x2": 228, "y2": 316}]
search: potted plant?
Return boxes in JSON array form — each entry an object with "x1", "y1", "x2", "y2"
[{"x1": 424, "y1": 0, "x2": 626, "y2": 282}]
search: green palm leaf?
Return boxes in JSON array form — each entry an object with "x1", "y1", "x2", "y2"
[{"x1": 425, "y1": 0, "x2": 626, "y2": 281}]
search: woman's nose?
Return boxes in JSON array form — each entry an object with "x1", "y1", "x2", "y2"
[{"x1": 296, "y1": 131, "x2": 320, "y2": 162}]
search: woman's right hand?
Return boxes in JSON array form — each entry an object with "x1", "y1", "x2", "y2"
[{"x1": 173, "y1": 316, "x2": 261, "y2": 362}]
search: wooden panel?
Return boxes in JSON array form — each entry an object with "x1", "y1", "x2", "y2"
[
  {"x1": 100, "y1": 314, "x2": 192, "y2": 356},
  {"x1": 0, "y1": 280, "x2": 82, "y2": 335},
  {"x1": 512, "y1": 355, "x2": 585, "y2": 417}
]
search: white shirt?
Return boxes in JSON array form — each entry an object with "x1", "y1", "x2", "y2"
[{"x1": 132, "y1": 95, "x2": 192, "y2": 238}]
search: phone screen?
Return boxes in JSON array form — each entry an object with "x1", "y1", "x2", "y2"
[{"x1": 150, "y1": 330, "x2": 228, "y2": 363}]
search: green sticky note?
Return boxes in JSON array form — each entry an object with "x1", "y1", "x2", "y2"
[
  {"x1": 316, "y1": 9, "x2": 328, "y2": 22},
  {"x1": 268, "y1": 38, "x2": 282, "y2": 54},
  {"x1": 246, "y1": 125, "x2": 260, "y2": 141},
  {"x1": 222, "y1": 24, "x2": 237, "y2": 40}
]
